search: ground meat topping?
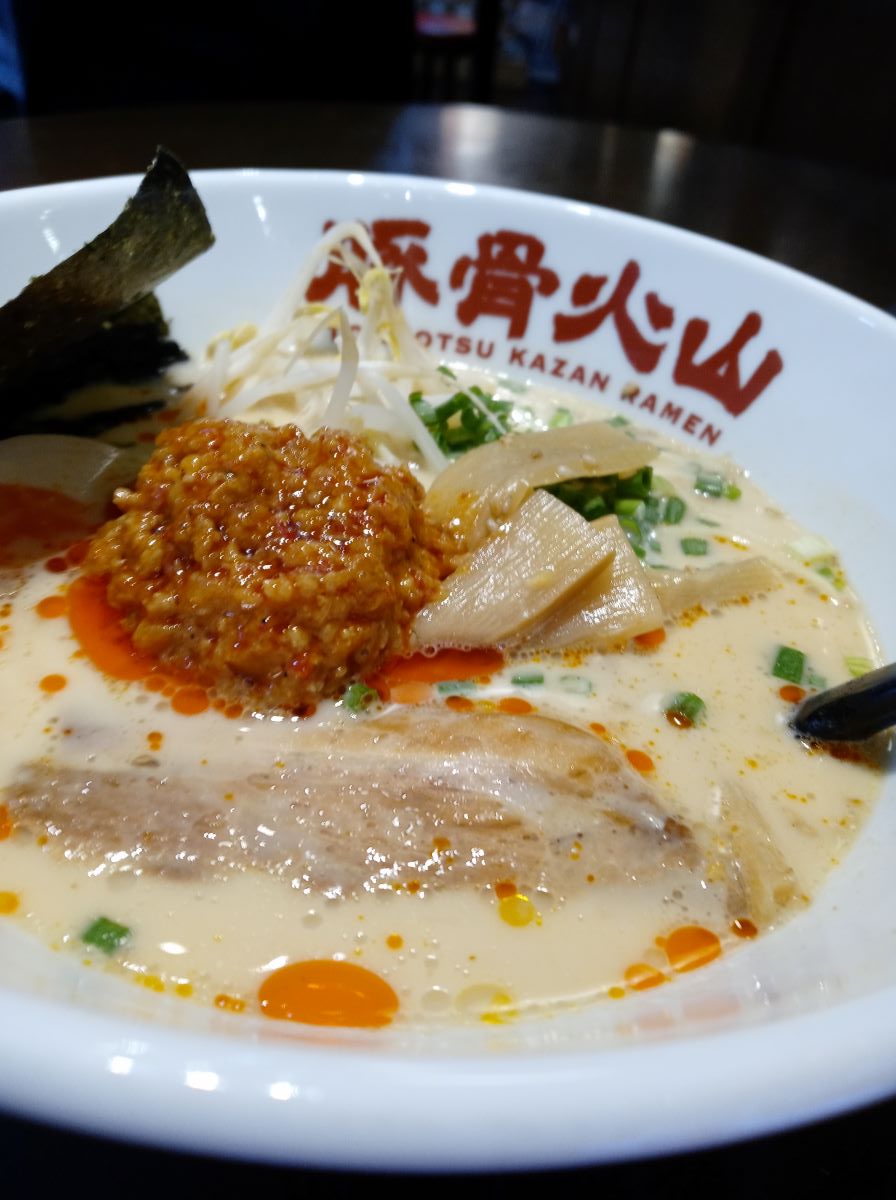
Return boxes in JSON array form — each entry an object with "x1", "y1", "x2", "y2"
[{"x1": 86, "y1": 419, "x2": 451, "y2": 710}]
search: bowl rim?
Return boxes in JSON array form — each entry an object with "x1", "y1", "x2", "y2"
[{"x1": 0, "y1": 166, "x2": 894, "y2": 1170}]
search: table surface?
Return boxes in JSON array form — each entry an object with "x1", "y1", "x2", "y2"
[{"x1": 1, "y1": 101, "x2": 895, "y2": 1194}]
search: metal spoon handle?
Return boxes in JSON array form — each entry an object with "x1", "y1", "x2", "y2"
[{"x1": 790, "y1": 662, "x2": 896, "y2": 741}]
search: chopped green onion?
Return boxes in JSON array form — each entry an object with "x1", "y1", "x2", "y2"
[
  {"x1": 789, "y1": 534, "x2": 836, "y2": 563},
  {"x1": 694, "y1": 470, "x2": 725, "y2": 497},
  {"x1": 557, "y1": 675, "x2": 591, "y2": 695},
  {"x1": 343, "y1": 682, "x2": 379, "y2": 712},
  {"x1": 549, "y1": 407, "x2": 574, "y2": 428},
  {"x1": 436, "y1": 679, "x2": 477, "y2": 695},
  {"x1": 614, "y1": 497, "x2": 644, "y2": 518},
  {"x1": 844, "y1": 655, "x2": 873, "y2": 678},
  {"x1": 437, "y1": 364, "x2": 457, "y2": 380},
  {"x1": 607, "y1": 415, "x2": 629, "y2": 427},
  {"x1": 695, "y1": 516, "x2": 720, "y2": 528},
  {"x1": 582, "y1": 494, "x2": 609, "y2": 519},
  {"x1": 694, "y1": 469, "x2": 741, "y2": 500},
  {"x1": 616, "y1": 467, "x2": 653, "y2": 500},
  {"x1": 618, "y1": 515, "x2": 644, "y2": 547},
  {"x1": 82, "y1": 916, "x2": 131, "y2": 955},
  {"x1": 409, "y1": 392, "x2": 437, "y2": 423},
  {"x1": 772, "y1": 646, "x2": 805, "y2": 684},
  {"x1": 681, "y1": 537, "x2": 709, "y2": 556},
  {"x1": 806, "y1": 668, "x2": 827, "y2": 690},
  {"x1": 663, "y1": 692, "x2": 706, "y2": 725},
  {"x1": 408, "y1": 386, "x2": 516, "y2": 456},
  {"x1": 663, "y1": 496, "x2": 686, "y2": 525},
  {"x1": 650, "y1": 474, "x2": 676, "y2": 496},
  {"x1": 511, "y1": 671, "x2": 544, "y2": 686}
]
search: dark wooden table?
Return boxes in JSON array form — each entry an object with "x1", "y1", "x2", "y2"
[{"x1": 1, "y1": 102, "x2": 895, "y2": 1195}]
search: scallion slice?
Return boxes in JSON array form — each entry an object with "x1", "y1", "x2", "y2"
[
  {"x1": 681, "y1": 537, "x2": 709, "y2": 556},
  {"x1": 342, "y1": 682, "x2": 379, "y2": 711},
  {"x1": 694, "y1": 469, "x2": 741, "y2": 500},
  {"x1": 436, "y1": 679, "x2": 477, "y2": 695},
  {"x1": 695, "y1": 470, "x2": 725, "y2": 497},
  {"x1": 82, "y1": 916, "x2": 131, "y2": 955},
  {"x1": 511, "y1": 671, "x2": 544, "y2": 686},
  {"x1": 844, "y1": 655, "x2": 873, "y2": 678},
  {"x1": 557, "y1": 675, "x2": 591, "y2": 695},
  {"x1": 549, "y1": 407, "x2": 573, "y2": 428},
  {"x1": 663, "y1": 692, "x2": 706, "y2": 726},
  {"x1": 772, "y1": 646, "x2": 805, "y2": 683},
  {"x1": 663, "y1": 496, "x2": 686, "y2": 525},
  {"x1": 408, "y1": 385, "x2": 516, "y2": 456}
]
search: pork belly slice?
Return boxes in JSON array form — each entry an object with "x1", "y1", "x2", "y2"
[{"x1": 5, "y1": 710, "x2": 698, "y2": 899}]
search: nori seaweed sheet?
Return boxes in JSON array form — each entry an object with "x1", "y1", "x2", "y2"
[{"x1": 0, "y1": 147, "x2": 213, "y2": 432}]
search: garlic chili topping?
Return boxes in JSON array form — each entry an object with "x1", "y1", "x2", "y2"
[{"x1": 86, "y1": 419, "x2": 453, "y2": 711}]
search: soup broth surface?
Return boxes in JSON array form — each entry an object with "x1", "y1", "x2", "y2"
[{"x1": 0, "y1": 372, "x2": 884, "y2": 1029}]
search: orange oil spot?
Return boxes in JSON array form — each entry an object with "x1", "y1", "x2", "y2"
[
  {"x1": 67, "y1": 575, "x2": 156, "y2": 681},
  {"x1": 214, "y1": 993, "x2": 246, "y2": 1013},
  {"x1": 39, "y1": 673, "x2": 67, "y2": 694},
  {"x1": 634, "y1": 627, "x2": 666, "y2": 650},
  {"x1": 589, "y1": 722, "x2": 607, "y2": 736},
  {"x1": 494, "y1": 880, "x2": 517, "y2": 900},
  {"x1": 224, "y1": 703, "x2": 243, "y2": 719},
  {"x1": 406, "y1": 880, "x2": 421, "y2": 894},
  {"x1": 498, "y1": 893, "x2": 536, "y2": 926},
  {"x1": 65, "y1": 540, "x2": 90, "y2": 567},
  {"x1": 36, "y1": 595, "x2": 68, "y2": 619},
  {"x1": 498, "y1": 696, "x2": 534, "y2": 715},
  {"x1": 666, "y1": 711, "x2": 693, "y2": 729},
  {"x1": 0, "y1": 806, "x2": 13, "y2": 841},
  {"x1": 258, "y1": 959, "x2": 399, "y2": 1028},
  {"x1": 664, "y1": 925, "x2": 722, "y2": 973},
  {"x1": 779, "y1": 684, "x2": 806, "y2": 703},
  {"x1": 626, "y1": 748, "x2": 655, "y2": 774},
  {"x1": 170, "y1": 686, "x2": 210, "y2": 716},
  {"x1": 623, "y1": 963, "x2": 667, "y2": 991},
  {"x1": 147, "y1": 731, "x2": 164, "y2": 751},
  {"x1": 445, "y1": 694, "x2": 475, "y2": 712},
  {"x1": 0, "y1": 891, "x2": 20, "y2": 915},
  {"x1": 386, "y1": 934, "x2": 403, "y2": 950},
  {"x1": 432, "y1": 837, "x2": 452, "y2": 853},
  {"x1": 45, "y1": 556, "x2": 68, "y2": 574},
  {"x1": 388, "y1": 681, "x2": 432, "y2": 705},
  {"x1": 174, "y1": 982, "x2": 194, "y2": 998},
  {"x1": 730, "y1": 918, "x2": 758, "y2": 939},
  {"x1": 608, "y1": 986, "x2": 626, "y2": 1000},
  {"x1": 376, "y1": 647, "x2": 504, "y2": 687},
  {"x1": 0, "y1": 485, "x2": 94, "y2": 567}
]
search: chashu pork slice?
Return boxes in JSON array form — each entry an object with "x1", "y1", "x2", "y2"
[{"x1": 5, "y1": 710, "x2": 698, "y2": 899}]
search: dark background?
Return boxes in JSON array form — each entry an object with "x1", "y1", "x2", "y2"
[{"x1": 4, "y1": 0, "x2": 895, "y2": 179}]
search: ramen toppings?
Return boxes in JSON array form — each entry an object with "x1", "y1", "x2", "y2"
[{"x1": 86, "y1": 419, "x2": 453, "y2": 710}]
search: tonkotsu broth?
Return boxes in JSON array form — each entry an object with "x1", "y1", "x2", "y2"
[{"x1": 0, "y1": 375, "x2": 885, "y2": 1029}]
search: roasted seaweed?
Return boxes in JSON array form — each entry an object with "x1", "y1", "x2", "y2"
[{"x1": 0, "y1": 147, "x2": 213, "y2": 434}]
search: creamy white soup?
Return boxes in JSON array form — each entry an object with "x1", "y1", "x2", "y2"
[{"x1": 0, "y1": 362, "x2": 884, "y2": 1031}]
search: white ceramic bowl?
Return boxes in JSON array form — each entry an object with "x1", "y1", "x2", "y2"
[{"x1": 0, "y1": 170, "x2": 894, "y2": 1169}]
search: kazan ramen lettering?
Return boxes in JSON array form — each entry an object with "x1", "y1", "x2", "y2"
[{"x1": 306, "y1": 218, "x2": 784, "y2": 422}]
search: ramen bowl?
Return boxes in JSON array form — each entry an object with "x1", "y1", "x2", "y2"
[{"x1": 0, "y1": 169, "x2": 894, "y2": 1169}]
